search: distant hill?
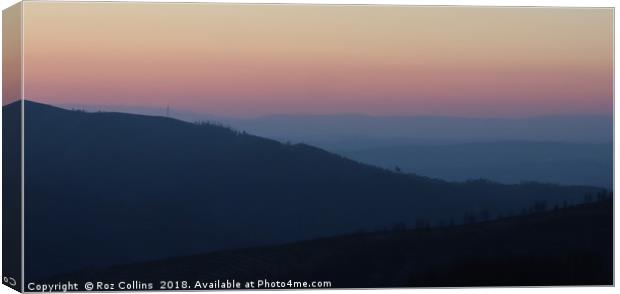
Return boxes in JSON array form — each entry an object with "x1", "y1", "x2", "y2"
[
  {"x1": 227, "y1": 113, "x2": 613, "y2": 146},
  {"x1": 12, "y1": 101, "x2": 606, "y2": 281},
  {"x1": 57, "y1": 103, "x2": 613, "y2": 187},
  {"x1": 341, "y1": 142, "x2": 613, "y2": 188},
  {"x1": 58, "y1": 103, "x2": 613, "y2": 145},
  {"x1": 48, "y1": 199, "x2": 613, "y2": 287}
]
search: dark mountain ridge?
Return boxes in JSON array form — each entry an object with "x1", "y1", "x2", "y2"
[
  {"x1": 59, "y1": 102, "x2": 614, "y2": 144},
  {"x1": 9, "y1": 101, "x2": 607, "y2": 281},
  {"x1": 48, "y1": 199, "x2": 613, "y2": 287},
  {"x1": 57, "y1": 102, "x2": 614, "y2": 188}
]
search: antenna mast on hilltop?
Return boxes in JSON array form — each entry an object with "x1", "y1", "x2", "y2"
[{"x1": 166, "y1": 106, "x2": 170, "y2": 117}]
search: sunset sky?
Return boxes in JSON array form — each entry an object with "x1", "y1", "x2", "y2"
[{"x1": 18, "y1": 2, "x2": 613, "y2": 117}]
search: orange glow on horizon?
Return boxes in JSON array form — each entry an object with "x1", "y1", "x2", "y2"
[{"x1": 21, "y1": 2, "x2": 613, "y2": 117}]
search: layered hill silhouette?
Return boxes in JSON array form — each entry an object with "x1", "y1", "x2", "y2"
[
  {"x1": 342, "y1": 142, "x2": 612, "y2": 188},
  {"x1": 48, "y1": 199, "x2": 613, "y2": 287},
  {"x1": 59, "y1": 103, "x2": 613, "y2": 188},
  {"x1": 10, "y1": 101, "x2": 608, "y2": 281}
]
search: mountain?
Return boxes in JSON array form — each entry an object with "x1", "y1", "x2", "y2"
[
  {"x1": 58, "y1": 103, "x2": 614, "y2": 145},
  {"x1": 48, "y1": 199, "x2": 613, "y2": 287},
  {"x1": 12, "y1": 101, "x2": 606, "y2": 281},
  {"x1": 341, "y1": 142, "x2": 613, "y2": 188},
  {"x1": 56, "y1": 104, "x2": 613, "y2": 187}
]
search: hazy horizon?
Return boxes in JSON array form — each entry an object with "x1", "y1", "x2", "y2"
[
  {"x1": 8, "y1": 99, "x2": 608, "y2": 145},
  {"x1": 31, "y1": 99, "x2": 617, "y2": 120}
]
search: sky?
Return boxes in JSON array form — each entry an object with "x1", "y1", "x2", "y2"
[{"x1": 15, "y1": 2, "x2": 614, "y2": 118}]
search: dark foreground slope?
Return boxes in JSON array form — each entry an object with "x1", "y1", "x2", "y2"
[
  {"x1": 50, "y1": 199, "x2": 613, "y2": 287},
  {"x1": 15, "y1": 101, "x2": 607, "y2": 280}
]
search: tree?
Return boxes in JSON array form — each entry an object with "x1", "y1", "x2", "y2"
[
  {"x1": 392, "y1": 222, "x2": 407, "y2": 232},
  {"x1": 532, "y1": 201, "x2": 547, "y2": 213},
  {"x1": 463, "y1": 212, "x2": 477, "y2": 225},
  {"x1": 479, "y1": 209, "x2": 491, "y2": 222},
  {"x1": 415, "y1": 218, "x2": 429, "y2": 230}
]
